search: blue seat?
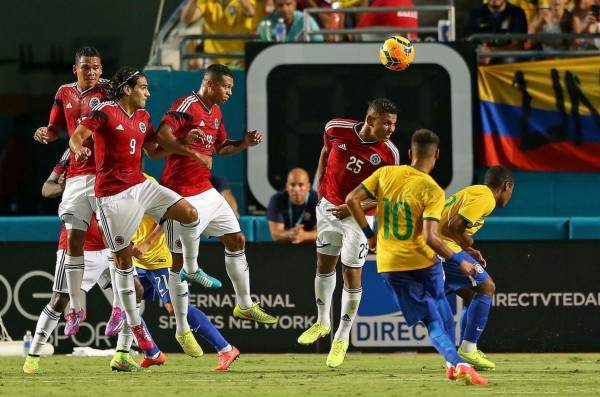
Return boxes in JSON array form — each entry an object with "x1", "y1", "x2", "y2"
[
  {"x1": 569, "y1": 217, "x2": 600, "y2": 240},
  {"x1": 476, "y1": 217, "x2": 569, "y2": 240},
  {"x1": 254, "y1": 217, "x2": 273, "y2": 242}
]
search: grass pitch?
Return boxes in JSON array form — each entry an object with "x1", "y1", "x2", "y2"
[{"x1": 3, "y1": 353, "x2": 600, "y2": 397}]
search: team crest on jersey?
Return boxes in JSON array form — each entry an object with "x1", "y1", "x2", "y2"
[
  {"x1": 228, "y1": 5, "x2": 236, "y2": 15},
  {"x1": 139, "y1": 122, "x2": 147, "y2": 133},
  {"x1": 369, "y1": 153, "x2": 381, "y2": 165},
  {"x1": 115, "y1": 236, "x2": 125, "y2": 245},
  {"x1": 89, "y1": 97, "x2": 100, "y2": 108},
  {"x1": 175, "y1": 239, "x2": 182, "y2": 249},
  {"x1": 214, "y1": 118, "x2": 219, "y2": 129}
]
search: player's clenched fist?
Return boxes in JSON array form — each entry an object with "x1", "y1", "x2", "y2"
[
  {"x1": 74, "y1": 147, "x2": 92, "y2": 162},
  {"x1": 34, "y1": 127, "x2": 50, "y2": 144}
]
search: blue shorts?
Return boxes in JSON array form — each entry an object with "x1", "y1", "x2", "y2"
[
  {"x1": 381, "y1": 258, "x2": 447, "y2": 327},
  {"x1": 136, "y1": 267, "x2": 171, "y2": 304},
  {"x1": 442, "y1": 252, "x2": 489, "y2": 294}
]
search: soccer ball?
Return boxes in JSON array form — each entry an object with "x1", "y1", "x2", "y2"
[{"x1": 379, "y1": 36, "x2": 415, "y2": 72}]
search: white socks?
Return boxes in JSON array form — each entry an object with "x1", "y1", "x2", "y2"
[
  {"x1": 114, "y1": 267, "x2": 140, "y2": 326},
  {"x1": 168, "y1": 270, "x2": 190, "y2": 334},
  {"x1": 64, "y1": 255, "x2": 84, "y2": 311},
  {"x1": 225, "y1": 249, "x2": 253, "y2": 309},
  {"x1": 179, "y1": 220, "x2": 200, "y2": 274},
  {"x1": 29, "y1": 305, "x2": 61, "y2": 356},
  {"x1": 315, "y1": 271, "x2": 336, "y2": 327},
  {"x1": 334, "y1": 286, "x2": 362, "y2": 342}
]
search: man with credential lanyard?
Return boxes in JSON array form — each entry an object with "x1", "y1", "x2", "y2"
[{"x1": 266, "y1": 168, "x2": 318, "y2": 243}]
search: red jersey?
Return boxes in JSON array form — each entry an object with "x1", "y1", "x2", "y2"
[
  {"x1": 318, "y1": 118, "x2": 400, "y2": 213},
  {"x1": 356, "y1": 0, "x2": 419, "y2": 40},
  {"x1": 53, "y1": 148, "x2": 70, "y2": 176},
  {"x1": 160, "y1": 93, "x2": 227, "y2": 196},
  {"x1": 49, "y1": 79, "x2": 108, "y2": 178},
  {"x1": 80, "y1": 102, "x2": 154, "y2": 198},
  {"x1": 58, "y1": 215, "x2": 105, "y2": 251}
]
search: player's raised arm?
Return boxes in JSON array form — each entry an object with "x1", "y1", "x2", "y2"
[
  {"x1": 69, "y1": 125, "x2": 93, "y2": 162},
  {"x1": 214, "y1": 130, "x2": 263, "y2": 156}
]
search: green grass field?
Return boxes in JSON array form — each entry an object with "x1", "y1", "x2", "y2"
[{"x1": 2, "y1": 353, "x2": 600, "y2": 397}]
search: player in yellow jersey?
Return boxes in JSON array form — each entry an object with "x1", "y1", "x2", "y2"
[
  {"x1": 439, "y1": 165, "x2": 514, "y2": 371},
  {"x1": 129, "y1": 174, "x2": 240, "y2": 370},
  {"x1": 346, "y1": 129, "x2": 489, "y2": 386}
]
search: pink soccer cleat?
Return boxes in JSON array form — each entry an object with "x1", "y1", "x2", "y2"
[
  {"x1": 105, "y1": 307, "x2": 126, "y2": 337},
  {"x1": 64, "y1": 309, "x2": 86, "y2": 336},
  {"x1": 130, "y1": 323, "x2": 154, "y2": 351}
]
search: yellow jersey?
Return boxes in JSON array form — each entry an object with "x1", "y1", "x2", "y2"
[
  {"x1": 439, "y1": 185, "x2": 496, "y2": 254},
  {"x1": 361, "y1": 165, "x2": 445, "y2": 273},
  {"x1": 132, "y1": 175, "x2": 172, "y2": 270}
]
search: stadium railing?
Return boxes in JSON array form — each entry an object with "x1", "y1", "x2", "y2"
[
  {"x1": 466, "y1": 32, "x2": 600, "y2": 60},
  {"x1": 178, "y1": 33, "x2": 260, "y2": 69}
]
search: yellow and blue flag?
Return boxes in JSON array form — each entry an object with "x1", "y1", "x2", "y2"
[{"x1": 476, "y1": 56, "x2": 600, "y2": 172}]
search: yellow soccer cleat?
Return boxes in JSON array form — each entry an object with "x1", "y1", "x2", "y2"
[
  {"x1": 233, "y1": 302, "x2": 277, "y2": 325},
  {"x1": 23, "y1": 355, "x2": 40, "y2": 374},
  {"x1": 326, "y1": 338, "x2": 349, "y2": 368},
  {"x1": 176, "y1": 329, "x2": 204, "y2": 358},
  {"x1": 297, "y1": 322, "x2": 331, "y2": 345},
  {"x1": 458, "y1": 348, "x2": 496, "y2": 371},
  {"x1": 110, "y1": 352, "x2": 147, "y2": 372}
]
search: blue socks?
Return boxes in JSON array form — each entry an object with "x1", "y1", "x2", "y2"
[
  {"x1": 140, "y1": 317, "x2": 160, "y2": 357},
  {"x1": 463, "y1": 294, "x2": 492, "y2": 344},
  {"x1": 187, "y1": 305, "x2": 228, "y2": 351},
  {"x1": 424, "y1": 318, "x2": 463, "y2": 367}
]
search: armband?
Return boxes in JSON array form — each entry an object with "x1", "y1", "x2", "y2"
[{"x1": 361, "y1": 225, "x2": 375, "y2": 239}]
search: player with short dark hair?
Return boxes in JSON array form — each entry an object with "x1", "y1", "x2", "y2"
[
  {"x1": 297, "y1": 98, "x2": 400, "y2": 368},
  {"x1": 154, "y1": 63, "x2": 277, "y2": 325},
  {"x1": 346, "y1": 129, "x2": 489, "y2": 386},
  {"x1": 33, "y1": 46, "x2": 107, "y2": 337},
  {"x1": 439, "y1": 165, "x2": 514, "y2": 371}
]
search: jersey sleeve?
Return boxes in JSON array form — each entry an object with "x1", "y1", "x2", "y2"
[
  {"x1": 53, "y1": 148, "x2": 70, "y2": 175},
  {"x1": 457, "y1": 189, "x2": 496, "y2": 226},
  {"x1": 215, "y1": 114, "x2": 227, "y2": 145},
  {"x1": 48, "y1": 89, "x2": 66, "y2": 127},
  {"x1": 265, "y1": 192, "x2": 286, "y2": 224},
  {"x1": 161, "y1": 108, "x2": 192, "y2": 137},
  {"x1": 360, "y1": 167, "x2": 383, "y2": 200},
  {"x1": 422, "y1": 183, "x2": 445, "y2": 222},
  {"x1": 323, "y1": 121, "x2": 334, "y2": 150},
  {"x1": 81, "y1": 107, "x2": 108, "y2": 133}
]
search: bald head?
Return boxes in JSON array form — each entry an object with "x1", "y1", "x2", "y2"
[{"x1": 286, "y1": 168, "x2": 311, "y2": 205}]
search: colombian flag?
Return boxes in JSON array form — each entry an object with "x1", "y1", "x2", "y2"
[{"x1": 476, "y1": 57, "x2": 600, "y2": 172}]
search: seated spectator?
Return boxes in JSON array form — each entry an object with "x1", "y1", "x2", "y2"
[
  {"x1": 296, "y1": 0, "x2": 338, "y2": 40},
  {"x1": 266, "y1": 168, "x2": 318, "y2": 244},
  {"x1": 571, "y1": 0, "x2": 598, "y2": 49},
  {"x1": 528, "y1": 0, "x2": 576, "y2": 50},
  {"x1": 181, "y1": 0, "x2": 256, "y2": 68},
  {"x1": 353, "y1": 0, "x2": 418, "y2": 41},
  {"x1": 210, "y1": 174, "x2": 240, "y2": 218},
  {"x1": 256, "y1": 0, "x2": 324, "y2": 41},
  {"x1": 465, "y1": 0, "x2": 528, "y2": 65}
]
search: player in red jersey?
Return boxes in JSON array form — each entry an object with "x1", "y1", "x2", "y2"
[
  {"x1": 33, "y1": 46, "x2": 108, "y2": 336},
  {"x1": 297, "y1": 98, "x2": 401, "y2": 368},
  {"x1": 155, "y1": 63, "x2": 277, "y2": 325},
  {"x1": 69, "y1": 67, "x2": 206, "y2": 354}
]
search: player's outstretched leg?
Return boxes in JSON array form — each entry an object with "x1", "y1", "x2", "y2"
[
  {"x1": 458, "y1": 294, "x2": 495, "y2": 371},
  {"x1": 180, "y1": 268, "x2": 222, "y2": 289}
]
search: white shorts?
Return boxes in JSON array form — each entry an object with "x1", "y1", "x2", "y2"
[
  {"x1": 316, "y1": 198, "x2": 374, "y2": 268},
  {"x1": 59, "y1": 175, "x2": 97, "y2": 230},
  {"x1": 53, "y1": 249, "x2": 110, "y2": 293},
  {"x1": 165, "y1": 188, "x2": 240, "y2": 253},
  {"x1": 97, "y1": 179, "x2": 183, "y2": 252}
]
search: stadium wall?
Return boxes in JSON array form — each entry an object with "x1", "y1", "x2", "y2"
[{"x1": 1, "y1": 241, "x2": 599, "y2": 354}]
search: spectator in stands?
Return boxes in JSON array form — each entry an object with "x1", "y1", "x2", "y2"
[
  {"x1": 353, "y1": 0, "x2": 418, "y2": 41},
  {"x1": 465, "y1": 0, "x2": 528, "y2": 65},
  {"x1": 256, "y1": 0, "x2": 324, "y2": 41},
  {"x1": 486, "y1": 0, "x2": 549, "y2": 24},
  {"x1": 181, "y1": 0, "x2": 256, "y2": 69},
  {"x1": 266, "y1": 168, "x2": 318, "y2": 243},
  {"x1": 211, "y1": 174, "x2": 240, "y2": 218},
  {"x1": 295, "y1": 0, "x2": 337, "y2": 40},
  {"x1": 571, "y1": 0, "x2": 598, "y2": 49},
  {"x1": 528, "y1": 0, "x2": 577, "y2": 50}
]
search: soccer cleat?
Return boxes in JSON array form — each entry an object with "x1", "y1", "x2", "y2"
[
  {"x1": 138, "y1": 351, "x2": 167, "y2": 368},
  {"x1": 213, "y1": 346, "x2": 241, "y2": 371},
  {"x1": 175, "y1": 329, "x2": 203, "y2": 357},
  {"x1": 446, "y1": 366, "x2": 458, "y2": 380},
  {"x1": 180, "y1": 268, "x2": 222, "y2": 289},
  {"x1": 297, "y1": 322, "x2": 331, "y2": 345},
  {"x1": 64, "y1": 308, "x2": 86, "y2": 336},
  {"x1": 130, "y1": 324, "x2": 154, "y2": 351},
  {"x1": 110, "y1": 352, "x2": 146, "y2": 372},
  {"x1": 453, "y1": 363, "x2": 490, "y2": 386},
  {"x1": 458, "y1": 347, "x2": 496, "y2": 371},
  {"x1": 23, "y1": 356, "x2": 40, "y2": 374},
  {"x1": 233, "y1": 302, "x2": 277, "y2": 324},
  {"x1": 105, "y1": 307, "x2": 126, "y2": 337},
  {"x1": 326, "y1": 338, "x2": 349, "y2": 368}
]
